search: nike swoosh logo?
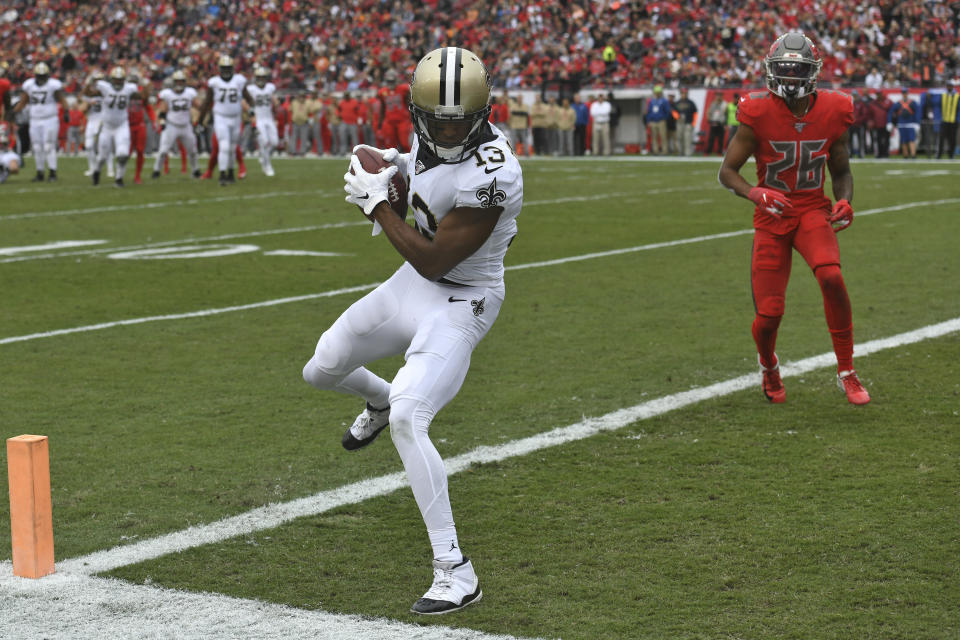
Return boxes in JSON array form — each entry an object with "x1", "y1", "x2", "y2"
[
  {"x1": 484, "y1": 166, "x2": 502, "y2": 174},
  {"x1": 359, "y1": 192, "x2": 369, "y2": 199},
  {"x1": 448, "y1": 297, "x2": 467, "y2": 303}
]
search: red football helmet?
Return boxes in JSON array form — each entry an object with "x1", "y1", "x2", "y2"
[{"x1": 764, "y1": 32, "x2": 822, "y2": 100}]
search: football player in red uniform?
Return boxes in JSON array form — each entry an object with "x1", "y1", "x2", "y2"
[
  {"x1": 719, "y1": 32, "x2": 870, "y2": 405},
  {"x1": 127, "y1": 78, "x2": 156, "y2": 184}
]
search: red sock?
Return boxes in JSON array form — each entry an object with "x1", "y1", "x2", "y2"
[
  {"x1": 135, "y1": 152, "x2": 144, "y2": 180},
  {"x1": 235, "y1": 146, "x2": 245, "y2": 171},
  {"x1": 179, "y1": 141, "x2": 187, "y2": 172},
  {"x1": 752, "y1": 314, "x2": 781, "y2": 369},
  {"x1": 206, "y1": 135, "x2": 219, "y2": 176},
  {"x1": 815, "y1": 265, "x2": 854, "y2": 371}
]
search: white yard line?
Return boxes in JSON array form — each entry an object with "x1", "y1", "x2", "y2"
[
  {"x1": 0, "y1": 190, "x2": 329, "y2": 221},
  {"x1": 1, "y1": 196, "x2": 955, "y2": 347},
  {"x1": 0, "y1": 240, "x2": 107, "y2": 255}
]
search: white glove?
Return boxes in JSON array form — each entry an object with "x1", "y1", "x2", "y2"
[
  {"x1": 343, "y1": 154, "x2": 398, "y2": 217},
  {"x1": 352, "y1": 144, "x2": 409, "y2": 177},
  {"x1": 886, "y1": 122, "x2": 893, "y2": 132}
]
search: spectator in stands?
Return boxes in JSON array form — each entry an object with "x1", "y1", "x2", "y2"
[
  {"x1": 337, "y1": 92, "x2": 361, "y2": 157},
  {"x1": 865, "y1": 67, "x2": 884, "y2": 90},
  {"x1": 645, "y1": 85, "x2": 670, "y2": 155},
  {"x1": 673, "y1": 88, "x2": 698, "y2": 157},
  {"x1": 490, "y1": 91, "x2": 510, "y2": 138},
  {"x1": 705, "y1": 94, "x2": 727, "y2": 155}
]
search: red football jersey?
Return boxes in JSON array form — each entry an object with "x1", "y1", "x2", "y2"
[
  {"x1": 382, "y1": 83, "x2": 410, "y2": 122},
  {"x1": 737, "y1": 89, "x2": 853, "y2": 230}
]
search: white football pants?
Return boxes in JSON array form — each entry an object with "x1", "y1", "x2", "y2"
[
  {"x1": 29, "y1": 116, "x2": 59, "y2": 172},
  {"x1": 213, "y1": 116, "x2": 241, "y2": 171},
  {"x1": 302, "y1": 262, "x2": 504, "y2": 554}
]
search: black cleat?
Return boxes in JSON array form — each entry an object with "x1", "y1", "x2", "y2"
[
  {"x1": 32, "y1": 171, "x2": 45, "y2": 182},
  {"x1": 227, "y1": 168, "x2": 235, "y2": 183},
  {"x1": 115, "y1": 178, "x2": 124, "y2": 188},
  {"x1": 151, "y1": 170, "x2": 160, "y2": 179},
  {"x1": 192, "y1": 169, "x2": 201, "y2": 178},
  {"x1": 47, "y1": 170, "x2": 57, "y2": 182},
  {"x1": 218, "y1": 171, "x2": 228, "y2": 186},
  {"x1": 92, "y1": 170, "x2": 100, "y2": 186}
]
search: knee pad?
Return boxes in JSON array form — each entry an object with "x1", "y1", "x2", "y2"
[{"x1": 302, "y1": 332, "x2": 351, "y2": 390}]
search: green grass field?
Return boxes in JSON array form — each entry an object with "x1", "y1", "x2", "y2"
[{"x1": 1, "y1": 155, "x2": 958, "y2": 639}]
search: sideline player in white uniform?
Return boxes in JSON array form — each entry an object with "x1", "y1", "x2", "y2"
[
  {"x1": 152, "y1": 70, "x2": 200, "y2": 179},
  {"x1": 197, "y1": 54, "x2": 252, "y2": 185},
  {"x1": 0, "y1": 130, "x2": 21, "y2": 184},
  {"x1": 80, "y1": 71, "x2": 108, "y2": 177},
  {"x1": 246, "y1": 66, "x2": 278, "y2": 177},
  {"x1": 12, "y1": 62, "x2": 69, "y2": 182},
  {"x1": 304, "y1": 47, "x2": 523, "y2": 615},
  {"x1": 86, "y1": 66, "x2": 147, "y2": 187}
]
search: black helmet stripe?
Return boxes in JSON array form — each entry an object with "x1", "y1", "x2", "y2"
[{"x1": 438, "y1": 47, "x2": 462, "y2": 107}]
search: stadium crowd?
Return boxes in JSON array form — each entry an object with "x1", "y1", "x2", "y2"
[
  {"x1": 0, "y1": 0, "x2": 958, "y2": 94},
  {"x1": 1, "y1": 0, "x2": 959, "y2": 181}
]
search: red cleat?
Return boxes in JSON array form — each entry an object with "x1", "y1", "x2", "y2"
[
  {"x1": 237, "y1": 166, "x2": 247, "y2": 180},
  {"x1": 760, "y1": 354, "x2": 786, "y2": 403},
  {"x1": 134, "y1": 176, "x2": 142, "y2": 184},
  {"x1": 200, "y1": 172, "x2": 212, "y2": 180},
  {"x1": 837, "y1": 370, "x2": 870, "y2": 405}
]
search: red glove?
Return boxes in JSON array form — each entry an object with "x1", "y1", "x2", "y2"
[
  {"x1": 748, "y1": 186, "x2": 792, "y2": 216},
  {"x1": 829, "y1": 199, "x2": 853, "y2": 232}
]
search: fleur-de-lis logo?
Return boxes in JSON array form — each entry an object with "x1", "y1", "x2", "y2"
[
  {"x1": 476, "y1": 178, "x2": 507, "y2": 208},
  {"x1": 471, "y1": 297, "x2": 485, "y2": 316}
]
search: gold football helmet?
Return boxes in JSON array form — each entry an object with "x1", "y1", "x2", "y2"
[
  {"x1": 254, "y1": 66, "x2": 270, "y2": 87},
  {"x1": 33, "y1": 61, "x2": 50, "y2": 84},
  {"x1": 218, "y1": 54, "x2": 234, "y2": 81},
  {"x1": 409, "y1": 47, "x2": 492, "y2": 163},
  {"x1": 109, "y1": 65, "x2": 126, "y2": 90},
  {"x1": 172, "y1": 69, "x2": 187, "y2": 91}
]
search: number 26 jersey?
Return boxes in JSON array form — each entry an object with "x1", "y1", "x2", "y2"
[{"x1": 737, "y1": 90, "x2": 853, "y2": 230}]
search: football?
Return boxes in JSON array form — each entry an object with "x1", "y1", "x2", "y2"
[{"x1": 351, "y1": 147, "x2": 408, "y2": 221}]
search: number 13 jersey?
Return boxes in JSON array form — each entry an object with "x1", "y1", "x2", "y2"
[
  {"x1": 407, "y1": 123, "x2": 523, "y2": 287},
  {"x1": 737, "y1": 90, "x2": 853, "y2": 232}
]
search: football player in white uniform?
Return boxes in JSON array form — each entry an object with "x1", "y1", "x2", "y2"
[
  {"x1": 197, "y1": 55, "x2": 252, "y2": 185},
  {"x1": 304, "y1": 47, "x2": 523, "y2": 615},
  {"x1": 152, "y1": 70, "x2": 200, "y2": 179},
  {"x1": 246, "y1": 66, "x2": 278, "y2": 177},
  {"x1": 12, "y1": 62, "x2": 70, "y2": 182},
  {"x1": 80, "y1": 71, "x2": 108, "y2": 177},
  {"x1": 86, "y1": 66, "x2": 147, "y2": 187}
]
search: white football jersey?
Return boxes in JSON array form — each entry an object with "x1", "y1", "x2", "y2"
[
  {"x1": 158, "y1": 87, "x2": 198, "y2": 126},
  {"x1": 83, "y1": 95, "x2": 104, "y2": 123},
  {"x1": 21, "y1": 77, "x2": 63, "y2": 119},
  {"x1": 96, "y1": 80, "x2": 140, "y2": 126},
  {"x1": 208, "y1": 75, "x2": 247, "y2": 118},
  {"x1": 246, "y1": 82, "x2": 276, "y2": 123},
  {"x1": 407, "y1": 123, "x2": 523, "y2": 286}
]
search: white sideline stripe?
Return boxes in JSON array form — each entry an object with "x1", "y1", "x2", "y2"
[
  {"x1": 264, "y1": 249, "x2": 354, "y2": 257},
  {"x1": 0, "y1": 284, "x2": 379, "y2": 346},
  {"x1": 0, "y1": 190, "x2": 328, "y2": 221},
  {"x1": 0, "y1": 240, "x2": 107, "y2": 255},
  {"x1": 1, "y1": 195, "x2": 953, "y2": 347},
  {"x1": 0, "y1": 221, "x2": 370, "y2": 264},
  {"x1": 55, "y1": 316, "x2": 960, "y2": 578},
  {"x1": 0, "y1": 570, "x2": 537, "y2": 640}
]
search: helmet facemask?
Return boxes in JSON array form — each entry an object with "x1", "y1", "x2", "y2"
[
  {"x1": 764, "y1": 33, "x2": 822, "y2": 101},
  {"x1": 411, "y1": 103, "x2": 491, "y2": 163}
]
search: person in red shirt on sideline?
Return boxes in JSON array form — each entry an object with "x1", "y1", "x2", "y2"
[
  {"x1": 66, "y1": 103, "x2": 85, "y2": 155},
  {"x1": 337, "y1": 92, "x2": 361, "y2": 155},
  {"x1": 378, "y1": 69, "x2": 412, "y2": 152},
  {"x1": 362, "y1": 90, "x2": 381, "y2": 146},
  {"x1": 719, "y1": 32, "x2": 870, "y2": 406}
]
